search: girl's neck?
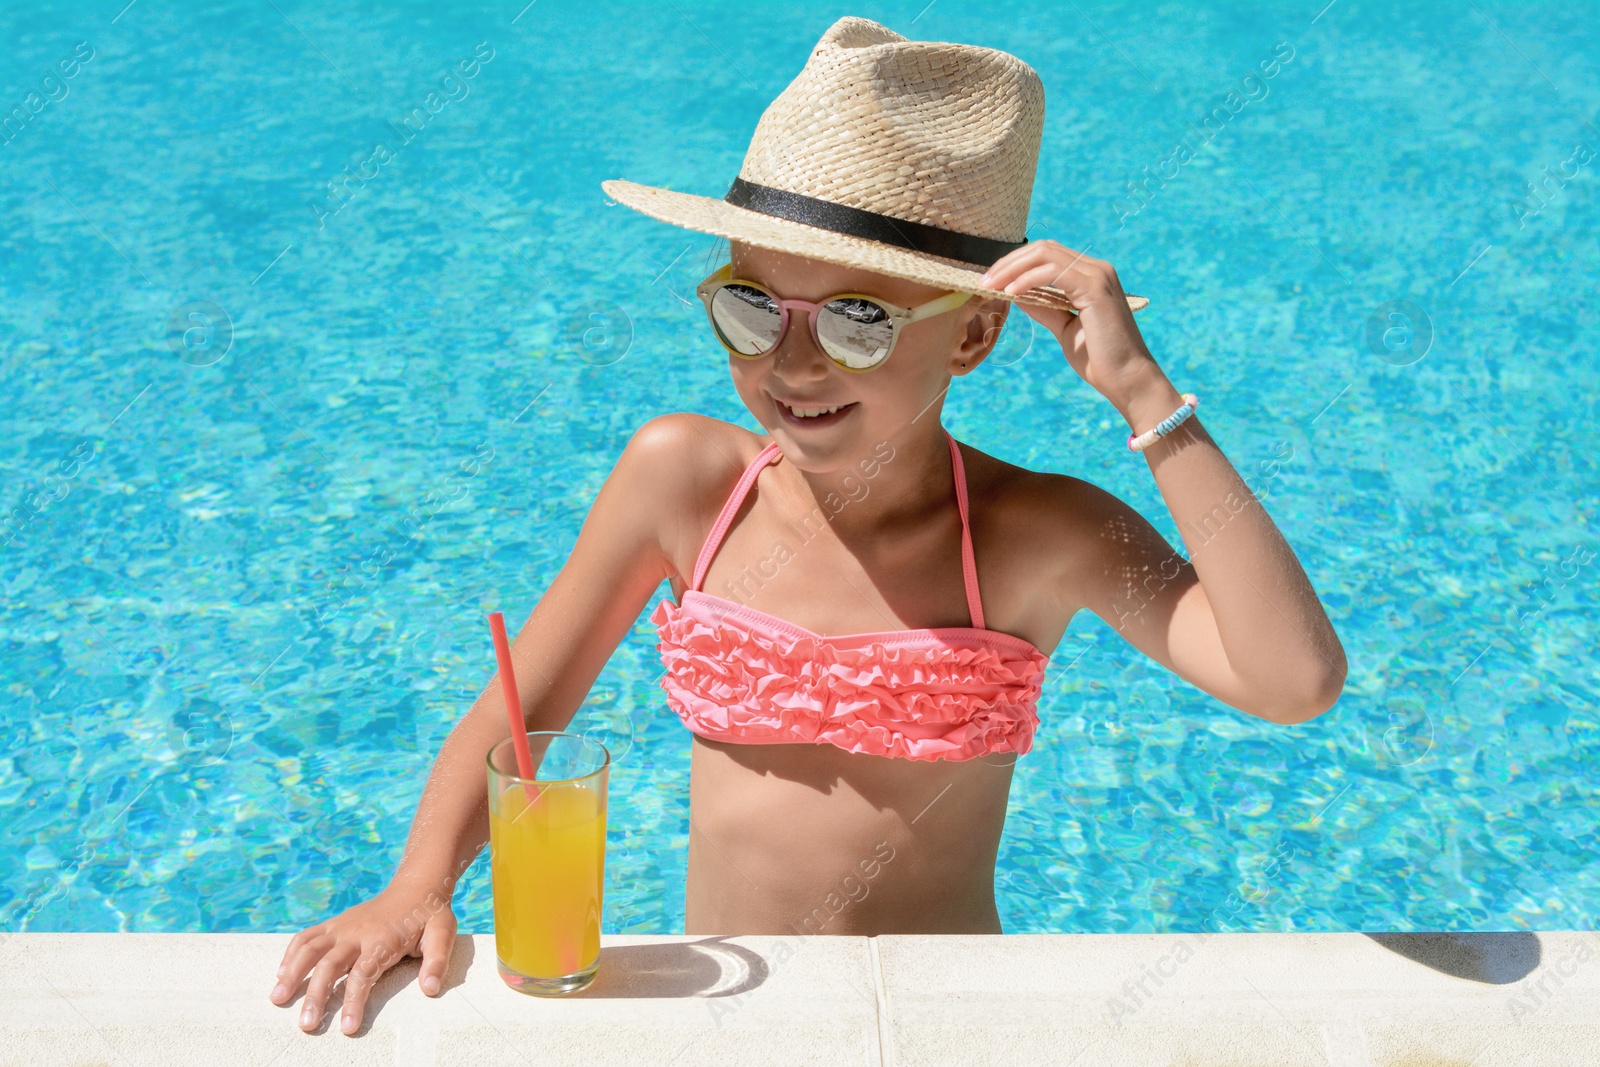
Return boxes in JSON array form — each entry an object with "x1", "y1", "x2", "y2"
[{"x1": 784, "y1": 420, "x2": 959, "y2": 541}]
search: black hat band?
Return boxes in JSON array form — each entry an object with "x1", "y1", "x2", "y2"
[{"x1": 724, "y1": 177, "x2": 1027, "y2": 269}]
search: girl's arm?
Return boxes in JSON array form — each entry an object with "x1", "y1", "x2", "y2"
[
  {"x1": 976, "y1": 242, "x2": 1346, "y2": 725},
  {"x1": 276, "y1": 414, "x2": 704, "y2": 1034},
  {"x1": 388, "y1": 414, "x2": 698, "y2": 896},
  {"x1": 1066, "y1": 373, "x2": 1345, "y2": 725}
]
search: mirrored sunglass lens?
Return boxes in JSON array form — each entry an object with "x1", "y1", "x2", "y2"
[
  {"x1": 709, "y1": 284, "x2": 782, "y2": 355},
  {"x1": 817, "y1": 298, "x2": 894, "y2": 369}
]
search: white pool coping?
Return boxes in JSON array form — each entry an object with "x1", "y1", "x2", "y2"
[{"x1": 3, "y1": 930, "x2": 1598, "y2": 1065}]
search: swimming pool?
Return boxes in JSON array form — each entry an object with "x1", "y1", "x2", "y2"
[{"x1": 2, "y1": 0, "x2": 1595, "y2": 939}]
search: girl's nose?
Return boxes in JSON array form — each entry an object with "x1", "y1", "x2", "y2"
[{"x1": 769, "y1": 317, "x2": 833, "y2": 384}]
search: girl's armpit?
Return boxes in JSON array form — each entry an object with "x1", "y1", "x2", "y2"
[{"x1": 1048, "y1": 481, "x2": 1266, "y2": 719}]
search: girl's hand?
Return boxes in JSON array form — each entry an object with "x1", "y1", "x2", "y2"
[
  {"x1": 978, "y1": 240, "x2": 1160, "y2": 406},
  {"x1": 270, "y1": 881, "x2": 457, "y2": 1035}
]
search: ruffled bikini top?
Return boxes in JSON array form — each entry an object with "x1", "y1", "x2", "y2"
[{"x1": 650, "y1": 430, "x2": 1049, "y2": 762}]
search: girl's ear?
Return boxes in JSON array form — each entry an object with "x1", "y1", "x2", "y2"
[{"x1": 952, "y1": 297, "x2": 1010, "y2": 374}]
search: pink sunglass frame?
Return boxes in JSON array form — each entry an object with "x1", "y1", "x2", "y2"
[{"x1": 694, "y1": 262, "x2": 974, "y2": 372}]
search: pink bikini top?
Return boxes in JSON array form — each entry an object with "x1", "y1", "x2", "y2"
[{"x1": 650, "y1": 430, "x2": 1049, "y2": 763}]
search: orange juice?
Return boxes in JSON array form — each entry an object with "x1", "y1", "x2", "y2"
[{"x1": 489, "y1": 779, "x2": 606, "y2": 983}]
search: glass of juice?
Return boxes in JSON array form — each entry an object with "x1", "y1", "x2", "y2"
[{"x1": 486, "y1": 731, "x2": 610, "y2": 996}]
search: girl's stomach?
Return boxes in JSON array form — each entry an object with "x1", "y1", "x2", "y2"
[{"x1": 683, "y1": 732, "x2": 1018, "y2": 935}]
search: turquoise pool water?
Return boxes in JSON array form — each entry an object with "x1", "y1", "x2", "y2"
[{"x1": 2, "y1": 1, "x2": 1596, "y2": 939}]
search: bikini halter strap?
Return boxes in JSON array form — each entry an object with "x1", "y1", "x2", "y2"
[
  {"x1": 946, "y1": 430, "x2": 986, "y2": 629},
  {"x1": 690, "y1": 443, "x2": 783, "y2": 592},
  {"x1": 689, "y1": 431, "x2": 987, "y2": 630}
]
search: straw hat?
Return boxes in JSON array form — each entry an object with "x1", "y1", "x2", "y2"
[{"x1": 602, "y1": 16, "x2": 1147, "y2": 316}]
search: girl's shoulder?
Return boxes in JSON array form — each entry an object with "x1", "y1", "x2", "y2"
[
  {"x1": 621, "y1": 412, "x2": 767, "y2": 481},
  {"x1": 615, "y1": 414, "x2": 768, "y2": 586},
  {"x1": 616, "y1": 411, "x2": 768, "y2": 515}
]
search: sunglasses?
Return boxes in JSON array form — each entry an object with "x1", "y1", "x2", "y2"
[{"x1": 695, "y1": 262, "x2": 974, "y2": 372}]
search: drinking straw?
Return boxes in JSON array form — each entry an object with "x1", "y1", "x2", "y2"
[{"x1": 488, "y1": 611, "x2": 542, "y2": 809}]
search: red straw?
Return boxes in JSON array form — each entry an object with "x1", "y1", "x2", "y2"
[{"x1": 488, "y1": 611, "x2": 541, "y2": 808}]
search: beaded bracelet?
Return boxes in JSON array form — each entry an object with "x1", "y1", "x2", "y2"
[{"x1": 1127, "y1": 393, "x2": 1200, "y2": 452}]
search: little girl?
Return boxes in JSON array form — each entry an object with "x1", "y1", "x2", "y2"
[{"x1": 271, "y1": 16, "x2": 1346, "y2": 1037}]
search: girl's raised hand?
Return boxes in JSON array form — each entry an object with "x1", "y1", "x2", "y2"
[{"x1": 978, "y1": 240, "x2": 1159, "y2": 406}]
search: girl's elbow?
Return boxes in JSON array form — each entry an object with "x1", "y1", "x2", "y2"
[
  {"x1": 1247, "y1": 663, "x2": 1345, "y2": 725},
  {"x1": 1313, "y1": 645, "x2": 1350, "y2": 716},
  {"x1": 1276, "y1": 667, "x2": 1346, "y2": 725},
  {"x1": 1281, "y1": 635, "x2": 1348, "y2": 724}
]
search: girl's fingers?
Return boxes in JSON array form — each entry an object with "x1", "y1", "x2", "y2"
[
  {"x1": 338, "y1": 948, "x2": 393, "y2": 1035},
  {"x1": 299, "y1": 949, "x2": 357, "y2": 1031},
  {"x1": 1001, "y1": 261, "x2": 1077, "y2": 295},
  {"x1": 985, "y1": 251, "x2": 1100, "y2": 295},
  {"x1": 417, "y1": 908, "x2": 458, "y2": 996},
  {"x1": 274, "y1": 931, "x2": 304, "y2": 979},
  {"x1": 979, "y1": 249, "x2": 1041, "y2": 288},
  {"x1": 978, "y1": 246, "x2": 1044, "y2": 286},
  {"x1": 980, "y1": 241, "x2": 1093, "y2": 288},
  {"x1": 271, "y1": 931, "x2": 329, "y2": 1004}
]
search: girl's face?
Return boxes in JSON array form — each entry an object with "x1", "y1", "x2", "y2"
[{"x1": 722, "y1": 240, "x2": 1008, "y2": 471}]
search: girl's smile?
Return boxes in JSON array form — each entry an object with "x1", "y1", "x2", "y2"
[{"x1": 773, "y1": 397, "x2": 859, "y2": 426}]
